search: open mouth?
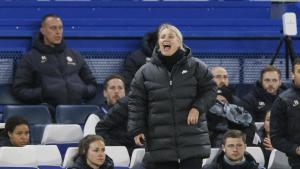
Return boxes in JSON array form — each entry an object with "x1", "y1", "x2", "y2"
[{"x1": 163, "y1": 44, "x2": 171, "y2": 51}]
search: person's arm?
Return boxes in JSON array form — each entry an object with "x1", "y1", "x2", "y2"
[
  {"x1": 78, "y1": 56, "x2": 97, "y2": 99},
  {"x1": 192, "y1": 60, "x2": 217, "y2": 116},
  {"x1": 270, "y1": 97, "x2": 298, "y2": 156},
  {"x1": 128, "y1": 67, "x2": 147, "y2": 146},
  {"x1": 12, "y1": 54, "x2": 42, "y2": 102},
  {"x1": 96, "y1": 97, "x2": 128, "y2": 145}
]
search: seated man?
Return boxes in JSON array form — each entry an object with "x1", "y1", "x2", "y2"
[
  {"x1": 207, "y1": 67, "x2": 256, "y2": 147},
  {"x1": 96, "y1": 96, "x2": 137, "y2": 156},
  {"x1": 243, "y1": 65, "x2": 284, "y2": 122},
  {"x1": 99, "y1": 74, "x2": 125, "y2": 119},
  {"x1": 202, "y1": 130, "x2": 265, "y2": 169},
  {"x1": 13, "y1": 14, "x2": 97, "y2": 117}
]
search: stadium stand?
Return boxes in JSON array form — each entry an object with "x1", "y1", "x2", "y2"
[{"x1": 83, "y1": 113, "x2": 101, "y2": 137}]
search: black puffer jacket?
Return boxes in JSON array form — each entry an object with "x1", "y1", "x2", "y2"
[
  {"x1": 122, "y1": 31, "x2": 157, "y2": 90},
  {"x1": 96, "y1": 96, "x2": 136, "y2": 155},
  {"x1": 202, "y1": 150, "x2": 263, "y2": 169},
  {"x1": 128, "y1": 46, "x2": 217, "y2": 163},
  {"x1": 13, "y1": 33, "x2": 97, "y2": 106},
  {"x1": 271, "y1": 84, "x2": 300, "y2": 166},
  {"x1": 69, "y1": 155, "x2": 114, "y2": 169},
  {"x1": 243, "y1": 81, "x2": 284, "y2": 122}
]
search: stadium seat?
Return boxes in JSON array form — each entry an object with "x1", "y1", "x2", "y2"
[
  {"x1": 129, "y1": 148, "x2": 145, "y2": 169},
  {"x1": 105, "y1": 146, "x2": 130, "y2": 167},
  {"x1": 83, "y1": 113, "x2": 101, "y2": 137},
  {"x1": 55, "y1": 105, "x2": 100, "y2": 125},
  {"x1": 252, "y1": 132, "x2": 262, "y2": 145},
  {"x1": 25, "y1": 145, "x2": 62, "y2": 167},
  {"x1": 62, "y1": 147, "x2": 78, "y2": 169},
  {"x1": 246, "y1": 147, "x2": 265, "y2": 167},
  {"x1": 3, "y1": 105, "x2": 51, "y2": 124},
  {"x1": 41, "y1": 124, "x2": 83, "y2": 158},
  {"x1": 0, "y1": 147, "x2": 37, "y2": 167},
  {"x1": 267, "y1": 149, "x2": 291, "y2": 169},
  {"x1": 202, "y1": 148, "x2": 220, "y2": 166},
  {"x1": 255, "y1": 122, "x2": 264, "y2": 131}
]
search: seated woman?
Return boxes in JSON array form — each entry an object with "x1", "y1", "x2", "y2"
[
  {"x1": 258, "y1": 110, "x2": 273, "y2": 168},
  {"x1": 70, "y1": 135, "x2": 114, "y2": 169},
  {"x1": 0, "y1": 116, "x2": 30, "y2": 147}
]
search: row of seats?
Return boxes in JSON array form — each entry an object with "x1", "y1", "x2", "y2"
[
  {"x1": 0, "y1": 146, "x2": 290, "y2": 169},
  {"x1": 1, "y1": 104, "x2": 100, "y2": 124},
  {"x1": 0, "y1": 145, "x2": 130, "y2": 169}
]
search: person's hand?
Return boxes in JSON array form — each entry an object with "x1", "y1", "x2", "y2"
[
  {"x1": 134, "y1": 133, "x2": 145, "y2": 146},
  {"x1": 296, "y1": 146, "x2": 300, "y2": 156},
  {"x1": 187, "y1": 108, "x2": 200, "y2": 125},
  {"x1": 263, "y1": 137, "x2": 273, "y2": 151},
  {"x1": 217, "y1": 95, "x2": 227, "y2": 103}
]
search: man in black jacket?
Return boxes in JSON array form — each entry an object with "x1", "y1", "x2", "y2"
[
  {"x1": 122, "y1": 30, "x2": 157, "y2": 91},
  {"x1": 99, "y1": 74, "x2": 126, "y2": 119},
  {"x1": 243, "y1": 65, "x2": 283, "y2": 122},
  {"x1": 13, "y1": 14, "x2": 97, "y2": 118},
  {"x1": 207, "y1": 67, "x2": 256, "y2": 147},
  {"x1": 202, "y1": 130, "x2": 264, "y2": 169},
  {"x1": 271, "y1": 58, "x2": 300, "y2": 169}
]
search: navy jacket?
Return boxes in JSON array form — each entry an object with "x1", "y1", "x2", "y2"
[
  {"x1": 128, "y1": 46, "x2": 217, "y2": 163},
  {"x1": 13, "y1": 33, "x2": 97, "y2": 106}
]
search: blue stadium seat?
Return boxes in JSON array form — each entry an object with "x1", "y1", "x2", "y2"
[
  {"x1": 3, "y1": 105, "x2": 52, "y2": 125},
  {"x1": 55, "y1": 105, "x2": 100, "y2": 126}
]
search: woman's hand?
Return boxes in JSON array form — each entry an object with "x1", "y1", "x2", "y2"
[
  {"x1": 263, "y1": 137, "x2": 273, "y2": 151},
  {"x1": 134, "y1": 133, "x2": 145, "y2": 146},
  {"x1": 187, "y1": 108, "x2": 200, "y2": 125}
]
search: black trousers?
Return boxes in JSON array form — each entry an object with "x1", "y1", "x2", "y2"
[{"x1": 144, "y1": 157, "x2": 203, "y2": 169}]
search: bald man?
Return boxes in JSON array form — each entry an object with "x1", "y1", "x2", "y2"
[{"x1": 207, "y1": 67, "x2": 256, "y2": 147}]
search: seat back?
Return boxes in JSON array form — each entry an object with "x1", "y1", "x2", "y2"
[
  {"x1": 267, "y1": 149, "x2": 291, "y2": 169},
  {"x1": 105, "y1": 146, "x2": 130, "y2": 167},
  {"x1": 0, "y1": 147, "x2": 37, "y2": 167},
  {"x1": 83, "y1": 113, "x2": 101, "y2": 137},
  {"x1": 202, "y1": 148, "x2": 220, "y2": 166},
  {"x1": 129, "y1": 148, "x2": 145, "y2": 169},
  {"x1": 25, "y1": 145, "x2": 62, "y2": 166},
  {"x1": 246, "y1": 147, "x2": 265, "y2": 167},
  {"x1": 62, "y1": 147, "x2": 78, "y2": 168},
  {"x1": 255, "y1": 122, "x2": 264, "y2": 130},
  {"x1": 3, "y1": 105, "x2": 51, "y2": 124},
  {"x1": 55, "y1": 105, "x2": 100, "y2": 125},
  {"x1": 41, "y1": 124, "x2": 83, "y2": 145}
]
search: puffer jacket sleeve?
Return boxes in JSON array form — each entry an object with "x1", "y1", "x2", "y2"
[
  {"x1": 270, "y1": 97, "x2": 298, "y2": 156},
  {"x1": 77, "y1": 53, "x2": 97, "y2": 99},
  {"x1": 12, "y1": 54, "x2": 42, "y2": 102},
  {"x1": 192, "y1": 59, "x2": 217, "y2": 114},
  {"x1": 128, "y1": 66, "x2": 148, "y2": 136}
]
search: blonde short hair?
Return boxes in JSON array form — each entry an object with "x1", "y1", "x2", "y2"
[{"x1": 158, "y1": 23, "x2": 185, "y2": 51}]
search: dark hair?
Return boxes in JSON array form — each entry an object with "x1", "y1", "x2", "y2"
[
  {"x1": 3, "y1": 116, "x2": 29, "y2": 137},
  {"x1": 223, "y1": 130, "x2": 246, "y2": 144},
  {"x1": 260, "y1": 65, "x2": 281, "y2": 81},
  {"x1": 76, "y1": 135, "x2": 105, "y2": 159},
  {"x1": 292, "y1": 58, "x2": 300, "y2": 72},
  {"x1": 40, "y1": 13, "x2": 61, "y2": 27},
  {"x1": 103, "y1": 74, "x2": 125, "y2": 90}
]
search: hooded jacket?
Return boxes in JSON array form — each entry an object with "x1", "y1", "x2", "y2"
[
  {"x1": 69, "y1": 155, "x2": 114, "y2": 169},
  {"x1": 122, "y1": 31, "x2": 157, "y2": 90},
  {"x1": 13, "y1": 33, "x2": 97, "y2": 106},
  {"x1": 128, "y1": 46, "x2": 217, "y2": 163}
]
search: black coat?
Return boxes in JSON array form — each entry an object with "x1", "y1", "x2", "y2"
[
  {"x1": 270, "y1": 84, "x2": 300, "y2": 166},
  {"x1": 96, "y1": 96, "x2": 136, "y2": 154},
  {"x1": 70, "y1": 155, "x2": 114, "y2": 169},
  {"x1": 128, "y1": 46, "x2": 217, "y2": 163},
  {"x1": 243, "y1": 81, "x2": 284, "y2": 122},
  {"x1": 202, "y1": 150, "x2": 263, "y2": 169},
  {"x1": 122, "y1": 31, "x2": 157, "y2": 90},
  {"x1": 13, "y1": 33, "x2": 97, "y2": 106}
]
